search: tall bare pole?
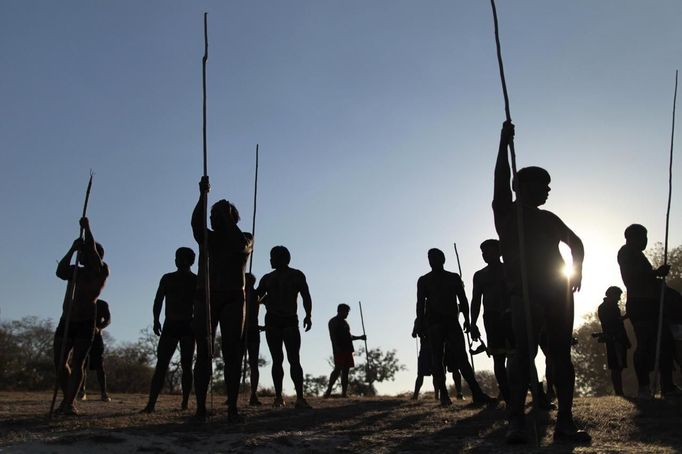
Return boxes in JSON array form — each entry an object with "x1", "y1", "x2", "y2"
[
  {"x1": 653, "y1": 69, "x2": 678, "y2": 397},
  {"x1": 242, "y1": 144, "x2": 259, "y2": 390},
  {"x1": 358, "y1": 301, "x2": 371, "y2": 385},
  {"x1": 49, "y1": 172, "x2": 94, "y2": 418},
  {"x1": 453, "y1": 243, "x2": 475, "y2": 372},
  {"x1": 490, "y1": 0, "x2": 538, "y2": 445},
  {"x1": 200, "y1": 11, "x2": 214, "y2": 414}
]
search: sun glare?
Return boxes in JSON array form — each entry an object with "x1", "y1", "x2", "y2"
[{"x1": 562, "y1": 264, "x2": 574, "y2": 279}]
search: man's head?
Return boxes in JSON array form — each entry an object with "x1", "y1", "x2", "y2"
[
  {"x1": 427, "y1": 248, "x2": 446, "y2": 270},
  {"x1": 337, "y1": 303, "x2": 351, "y2": 319},
  {"x1": 82, "y1": 242, "x2": 105, "y2": 266},
  {"x1": 210, "y1": 199, "x2": 240, "y2": 230},
  {"x1": 175, "y1": 247, "x2": 195, "y2": 270},
  {"x1": 270, "y1": 245, "x2": 291, "y2": 269},
  {"x1": 624, "y1": 224, "x2": 648, "y2": 250},
  {"x1": 480, "y1": 239, "x2": 501, "y2": 264},
  {"x1": 605, "y1": 286, "x2": 623, "y2": 302},
  {"x1": 513, "y1": 166, "x2": 551, "y2": 207}
]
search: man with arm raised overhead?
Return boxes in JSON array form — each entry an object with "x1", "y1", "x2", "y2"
[
  {"x1": 192, "y1": 176, "x2": 253, "y2": 422},
  {"x1": 494, "y1": 122, "x2": 588, "y2": 443}
]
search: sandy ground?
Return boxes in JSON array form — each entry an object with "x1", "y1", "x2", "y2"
[{"x1": 1, "y1": 391, "x2": 682, "y2": 453}]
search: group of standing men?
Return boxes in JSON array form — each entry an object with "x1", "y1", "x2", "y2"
[{"x1": 53, "y1": 176, "x2": 316, "y2": 421}]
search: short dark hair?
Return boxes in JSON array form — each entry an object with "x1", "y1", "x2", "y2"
[
  {"x1": 428, "y1": 248, "x2": 446, "y2": 265},
  {"x1": 513, "y1": 166, "x2": 551, "y2": 190},
  {"x1": 337, "y1": 303, "x2": 350, "y2": 312},
  {"x1": 212, "y1": 199, "x2": 240, "y2": 223},
  {"x1": 176, "y1": 247, "x2": 196, "y2": 265},
  {"x1": 270, "y1": 245, "x2": 291, "y2": 266},
  {"x1": 480, "y1": 239, "x2": 500, "y2": 252},
  {"x1": 95, "y1": 242, "x2": 105, "y2": 259},
  {"x1": 624, "y1": 224, "x2": 647, "y2": 240}
]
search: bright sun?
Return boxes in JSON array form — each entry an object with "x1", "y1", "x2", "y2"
[{"x1": 562, "y1": 264, "x2": 574, "y2": 279}]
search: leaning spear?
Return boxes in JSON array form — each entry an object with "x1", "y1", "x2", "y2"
[
  {"x1": 453, "y1": 243, "x2": 475, "y2": 373},
  {"x1": 653, "y1": 69, "x2": 678, "y2": 398},
  {"x1": 358, "y1": 301, "x2": 372, "y2": 388},
  {"x1": 490, "y1": 0, "x2": 539, "y2": 445},
  {"x1": 242, "y1": 144, "x2": 259, "y2": 390},
  {"x1": 199, "y1": 12, "x2": 214, "y2": 415},
  {"x1": 49, "y1": 172, "x2": 94, "y2": 418}
]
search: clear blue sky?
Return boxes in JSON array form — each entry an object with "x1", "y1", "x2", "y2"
[{"x1": 1, "y1": 1, "x2": 681, "y2": 394}]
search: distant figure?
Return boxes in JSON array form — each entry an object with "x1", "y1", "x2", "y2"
[
  {"x1": 617, "y1": 224, "x2": 679, "y2": 398},
  {"x1": 324, "y1": 304, "x2": 366, "y2": 398},
  {"x1": 470, "y1": 239, "x2": 512, "y2": 402},
  {"x1": 142, "y1": 247, "x2": 197, "y2": 413},
  {"x1": 597, "y1": 286, "x2": 630, "y2": 396},
  {"x1": 411, "y1": 318, "x2": 438, "y2": 400},
  {"x1": 244, "y1": 272, "x2": 265, "y2": 406},
  {"x1": 443, "y1": 342, "x2": 465, "y2": 400},
  {"x1": 257, "y1": 246, "x2": 312, "y2": 409},
  {"x1": 79, "y1": 299, "x2": 112, "y2": 402},
  {"x1": 494, "y1": 122, "x2": 588, "y2": 443},
  {"x1": 192, "y1": 177, "x2": 253, "y2": 422},
  {"x1": 416, "y1": 248, "x2": 493, "y2": 407},
  {"x1": 54, "y1": 217, "x2": 109, "y2": 416}
]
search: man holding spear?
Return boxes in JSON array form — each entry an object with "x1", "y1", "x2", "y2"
[
  {"x1": 191, "y1": 180, "x2": 253, "y2": 422},
  {"x1": 53, "y1": 216, "x2": 109, "y2": 416}
]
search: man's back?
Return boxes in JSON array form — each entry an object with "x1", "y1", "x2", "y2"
[
  {"x1": 418, "y1": 270, "x2": 462, "y2": 319},
  {"x1": 161, "y1": 271, "x2": 197, "y2": 321},
  {"x1": 617, "y1": 244, "x2": 657, "y2": 300},
  {"x1": 259, "y1": 267, "x2": 306, "y2": 318},
  {"x1": 328, "y1": 315, "x2": 353, "y2": 354}
]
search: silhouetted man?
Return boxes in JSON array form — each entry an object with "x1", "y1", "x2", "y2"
[
  {"x1": 324, "y1": 303, "x2": 366, "y2": 398},
  {"x1": 257, "y1": 246, "x2": 312, "y2": 409},
  {"x1": 597, "y1": 286, "x2": 630, "y2": 396},
  {"x1": 244, "y1": 272, "x2": 265, "y2": 406},
  {"x1": 494, "y1": 122, "x2": 588, "y2": 443},
  {"x1": 54, "y1": 217, "x2": 109, "y2": 415},
  {"x1": 617, "y1": 224, "x2": 678, "y2": 398},
  {"x1": 470, "y1": 239, "x2": 512, "y2": 402},
  {"x1": 411, "y1": 318, "x2": 438, "y2": 400},
  {"x1": 142, "y1": 247, "x2": 197, "y2": 413},
  {"x1": 79, "y1": 299, "x2": 112, "y2": 402},
  {"x1": 416, "y1": 248, "x2": 492, "y2": 407},
  {"x1": 192, "y1": 177, "x2": 253, "y2": 422}
]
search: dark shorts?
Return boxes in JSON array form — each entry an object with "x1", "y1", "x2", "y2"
[
  {"x1": 417, "y1": 348, "x2": 433, "y2": 376},
  {"x1": 483, "y1": 311, "x2": 514, "y2": 355},
  {"x1": 162, "y1": 319, "x2": 194, "y2": 340},
  {"x1": 334, "y1": 351, "x2": 355, "y2": 369},
  {"x1": 265, "y1": 313, "x2": 298, "y2": 331},
  {"x1": 55, "y1": 319, "x2": 96, "y2": 341},
  {"x1": 87, "y1": 332, "x2": 104, "y2": 369}
]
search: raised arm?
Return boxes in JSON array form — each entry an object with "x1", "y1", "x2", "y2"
[
  {"x1": 79, "y1": 217, "x2": 104, "y2": 273},
  {"x1": 56, "y1": 239, "x2": 80, "y2": 280},
  {"x1": 192, "y1": 176, "x2": 210, "y2": 243},
  {"x1": 470, "y1": 272, "x2": 483, "y2": 341},
  {"x1": 152, "y1": 276, "x2": 167, "y2": 335},
  {"x1": 299, "y1": 273, "x2": 313, "y2": 332},
  {"x1": 493, "y1": 121, "x2": 515, "y2": 235}
]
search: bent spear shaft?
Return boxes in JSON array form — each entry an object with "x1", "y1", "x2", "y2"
[
  {"x1": 359, "y1": 301, "x2": 371, "y2": 384},
  {"x1": 242, "y1": 144, "x2": 259, "y2": 390},
  {"x1": 653, "y1": 69, "x2": 678, "y2": 397}
]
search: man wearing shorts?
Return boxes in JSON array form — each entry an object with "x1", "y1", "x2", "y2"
[{"x1": 324, "y1": 304, "x2": 366, "y2": 398}]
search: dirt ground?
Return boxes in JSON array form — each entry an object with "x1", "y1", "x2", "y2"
[{"x1": 1, "y1": 391, "x2": 682, "y2": 453}]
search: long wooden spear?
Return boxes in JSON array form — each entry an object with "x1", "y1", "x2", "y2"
[
  {"x1": 49, "y1": 172, "x2": 94, "y2": 418},
  {"x1": 653, "y1": 69, "x2": 678, "y2": 398},
  {"x1": 199, "y1": 12, "x2": 214, "y2": 414},
  {"x1": 490, "y1": 0, "x2": 539, "y2": 444},
  {"x1": 358, "y1": 301, "x2": 372, "y2": 387},
  {"x1": 453, "y1": 243, "x2": 475, "y2": 373},
  {"x1": 242, "y1": 144, "x2": 259, "y2": 390}
]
